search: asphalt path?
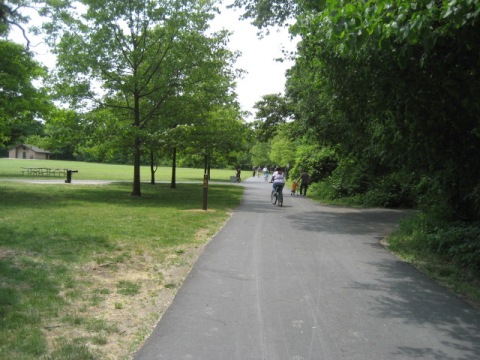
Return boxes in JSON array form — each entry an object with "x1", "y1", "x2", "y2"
[{"x1": 134, "y1": 176, "x2": 480, "y2": 360}]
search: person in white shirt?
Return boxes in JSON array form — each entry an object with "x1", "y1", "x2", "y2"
[
  {"x1": 270, "y1": 167, "x2": 285, "y2": 193},
  {"x1": 263, "y1": 167, "x2": 269, "y2": 182}
]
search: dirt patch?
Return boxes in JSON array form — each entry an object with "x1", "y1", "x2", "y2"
[{"x1": 42, "y1": 244, "x2": 206, "y2": 359}]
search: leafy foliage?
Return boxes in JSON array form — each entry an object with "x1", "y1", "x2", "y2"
[
  {"x1": 249, "y1": 141, "x2": 271, "y2": 167},
  {"x1": 0, "y1": 0, "x2": 32, "y2": 39},
  {"x1": 230, "y1": 0, "x2": 480, "y2": 220},
  {"x1": 42, "y1": 0, "x2": 239, "y2": 195},
  {"x1": 283, "y1": 0, "x2": 480, "y2": 220},
  {"x1": 251, "y1": 93, "x2": 293, "y2": 142},
  {"x1": 229, "y1": 0, "x2": 324, "y2": 28},
  {"x1": 0, "y1": 40, "x2": 50, "y2": 147},
  {"x1": 290, "y1": 141, "x2": 337, "y2": 182},
  {"x1": 235, "y1": 0, "x2": 480, "y2": 287},
  {"x1": 425, "y1": 222, "x2": 480, "y2": 271}
]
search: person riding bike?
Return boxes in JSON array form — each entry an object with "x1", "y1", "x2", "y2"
[{"x1": 270, "y1": 167, "x2": 285, "y2": 194}]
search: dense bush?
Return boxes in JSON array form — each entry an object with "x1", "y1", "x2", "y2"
[
  {"x1": 424, "y1": 222, "x2": 480, "y2": 272},
  {"x1": 323, "y1": 158, "x2": 369, "y2": 198},
  {"x1": 362, "y1": 172, "x2": 417, "y2": 208},
  {"x1": 390, "y1": 213, "x2": 480, "y2": 274},
  {"x1": 290, "y1": 144, "x2": 337, "y2": 183}
]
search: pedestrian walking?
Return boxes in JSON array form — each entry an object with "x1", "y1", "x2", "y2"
[{"x1": 299, "y1": 170, "x2": 310, "y2": 196}]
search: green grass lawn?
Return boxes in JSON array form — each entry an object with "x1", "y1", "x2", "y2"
[
  {"x1": 0, "y1": 160, "x2": 243, "y2": 359},
  {"x1": 0, "y1": 158, "x2": 237, "y2": 182}
]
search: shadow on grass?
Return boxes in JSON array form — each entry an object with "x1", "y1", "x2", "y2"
[
  {"x1": 0, "y1": 183, "x2": 242, "y2": 210},
  {"x1": 0, "y1": 226, "x2": 114, "y2": 262}
]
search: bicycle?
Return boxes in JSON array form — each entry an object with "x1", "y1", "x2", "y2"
[{"x1": 271, "y1": 185, "x2": 284, "y2": 207}]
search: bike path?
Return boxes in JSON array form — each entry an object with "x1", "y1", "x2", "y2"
[{"x1": 134, "y1": 177, "x2": 480, "y2": 360}]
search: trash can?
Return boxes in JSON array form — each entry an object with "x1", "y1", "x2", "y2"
[{"x1": 65, "y1": 170, "x2": 78, "y2": 183}]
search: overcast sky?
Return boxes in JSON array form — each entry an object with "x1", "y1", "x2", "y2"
[{"x1": 210, "y1": 6, "x2": 298, "y2": 120}]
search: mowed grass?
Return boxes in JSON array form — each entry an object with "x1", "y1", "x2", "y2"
[
  {"x1": 0, "y1": 160, "x2": 243, "y2": 359},
  {"x1": 0, "y1": 158, "x2": 236, "y2": 182}
]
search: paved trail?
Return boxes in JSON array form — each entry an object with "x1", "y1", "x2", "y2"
[{"x1": 134, "y1": 177, "x2": 480, "y2": 360}]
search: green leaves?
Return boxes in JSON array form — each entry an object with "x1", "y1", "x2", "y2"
[
  {"x1": 279, "y1": 0, "x2": 480, "y2": 218},
  {"x1": 0, "y1": 40, "x2": 50, "y2": 146},
  {"x1": 41, "y1": 0, "x2": 240, "y2": 194},
  {"x1": 251, "y1": 93, "x2": 293, "y2": 142}
]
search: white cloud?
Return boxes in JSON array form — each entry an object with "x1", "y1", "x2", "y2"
[{"x1": 210, "y1": 6, "x2": 297, "y2": 121}]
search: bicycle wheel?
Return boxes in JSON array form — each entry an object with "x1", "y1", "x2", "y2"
[
  {"x1": 278, "y1": 191, "x2": 283, "y2": 207},
  {"x1": 271, "y1": 190, "x2": 277, "y2": 205}
]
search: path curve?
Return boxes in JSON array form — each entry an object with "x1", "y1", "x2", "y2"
[{"x1": 134, "y1": 177, "x2": 480, "y2": 360}]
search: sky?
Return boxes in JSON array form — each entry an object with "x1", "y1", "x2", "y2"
[
  {"x1": 209, "y1": 6, "x2": 298, "y2": 120},
  {"x1": 9, "y1": 3, "x2": 298, "y2": 122}
]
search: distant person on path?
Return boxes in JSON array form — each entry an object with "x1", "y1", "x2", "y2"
[
  {"x1": 270, "y1": 167, "x2": 285, "y2": 193},
  {"x1": 257, "y1": 166, "x2": 262, "y2": 177},
  {"x1": 236, "y1": 168, "x2": 241, "y2": 183},
  {"x1": 291, "y1": 180, "x2": 298, "y2": 196},
  {"x1": 263, "y1": 167, "x2": 269, "y2": 182},
  {"x1": 252, "y1": 166, "x2": 256, "y2": 177},
  {"x1": 299, "y1": 170, "x2": 310, "y2": 196}
]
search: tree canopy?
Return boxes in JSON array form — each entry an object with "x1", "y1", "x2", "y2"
[
  {"x1": 240, "y1": 0, "x2": 480, "y2": 220},
  {"x1": 0, "y1": 39, "x2": 49, "y2": 147},
  {"x1": 42, "y1": 0, "x2": 240, "y2": 195}
]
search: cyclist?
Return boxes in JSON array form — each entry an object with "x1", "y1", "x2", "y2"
[{"x1": 270, "y1": 167, "x2": 285, "y2": 194}]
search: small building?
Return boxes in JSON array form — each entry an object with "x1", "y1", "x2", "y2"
[{"x1": 9, "y1": 144, "x2": 51, "y2": 160}]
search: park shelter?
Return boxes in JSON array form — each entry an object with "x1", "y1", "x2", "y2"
[{"x1": 8, "y1": 144, "x2": 51, "y2": 160}]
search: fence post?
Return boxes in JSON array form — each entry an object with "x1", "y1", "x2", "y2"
[{"x1": 202, "y1": 173, "x2": 208, "y2": 210}]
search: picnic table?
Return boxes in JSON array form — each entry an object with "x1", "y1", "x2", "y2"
[{"x1": 21, "y1": 167, "x2": 68, "y2": 177}]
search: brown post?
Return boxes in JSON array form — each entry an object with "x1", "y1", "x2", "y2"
[{"x1": 202, "y1": 173, "x2": 208, "y2": 210}]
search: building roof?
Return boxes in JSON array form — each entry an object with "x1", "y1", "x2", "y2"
[{"x1": 10, "y1": 144, "x2": 51, "y2": 154}]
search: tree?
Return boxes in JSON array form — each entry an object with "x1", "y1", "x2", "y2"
[
  {"x1": 0, "y1": 0, "x2": 32, "y2": 41},
  {"x1": 268, "y1": 123, "x2": 295, "y2": 167},
  {"x1": 0, "y1": 39, "x2": 49, "y2": 147},
  {"x1": 250, "y1": 141, "x2": 271, "y2": 167},
  {"x1": 237, "y1": 0, "x2": 480, "y2": 218},
  {"x1": 251, "y1": 93, "x2": 292, "y2": 142},
  {"x1": 228, "y1": 0, "x2": 321, "y2": 29},
  {"x1": 45, "y1": 0, "x2": 235, "y2": 196},
  {"x1": 176, "y1": 106, "x2": 250, "y2": 177},
  {"x1": 290, "y1": 0, "x2": 480, "y2": 217},
  {"x1": 142, "y1": 32, "x2": 240, "y2": 186}
]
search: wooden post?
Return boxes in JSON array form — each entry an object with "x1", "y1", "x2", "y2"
[{"x1": 202, "y1": 173, "x2": 208, "y2": 210}]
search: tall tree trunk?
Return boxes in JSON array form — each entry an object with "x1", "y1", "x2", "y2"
[
  {"x1": 131, "y1": 92, "x2": 142, "y2": 196},
  {"x1": 132, "y1": 136, "x2": 142, "y2": 196},
  {"x1": 170, "y1": 147, "x2": 177, "y2": 189},
  {"x1": 207, "y1": 156, "x2": 211, "y2": 180},
  {"x1": 150, "y1": 149, "x2": 156, "y2": 185}
]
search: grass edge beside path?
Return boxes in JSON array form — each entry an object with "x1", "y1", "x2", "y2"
[
  {"x1": 385, "y1": 214, "x2": 480, "y2": 311},
  {"x1": 0, "y1": 180, "x2": 243, "y2": 360}
]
